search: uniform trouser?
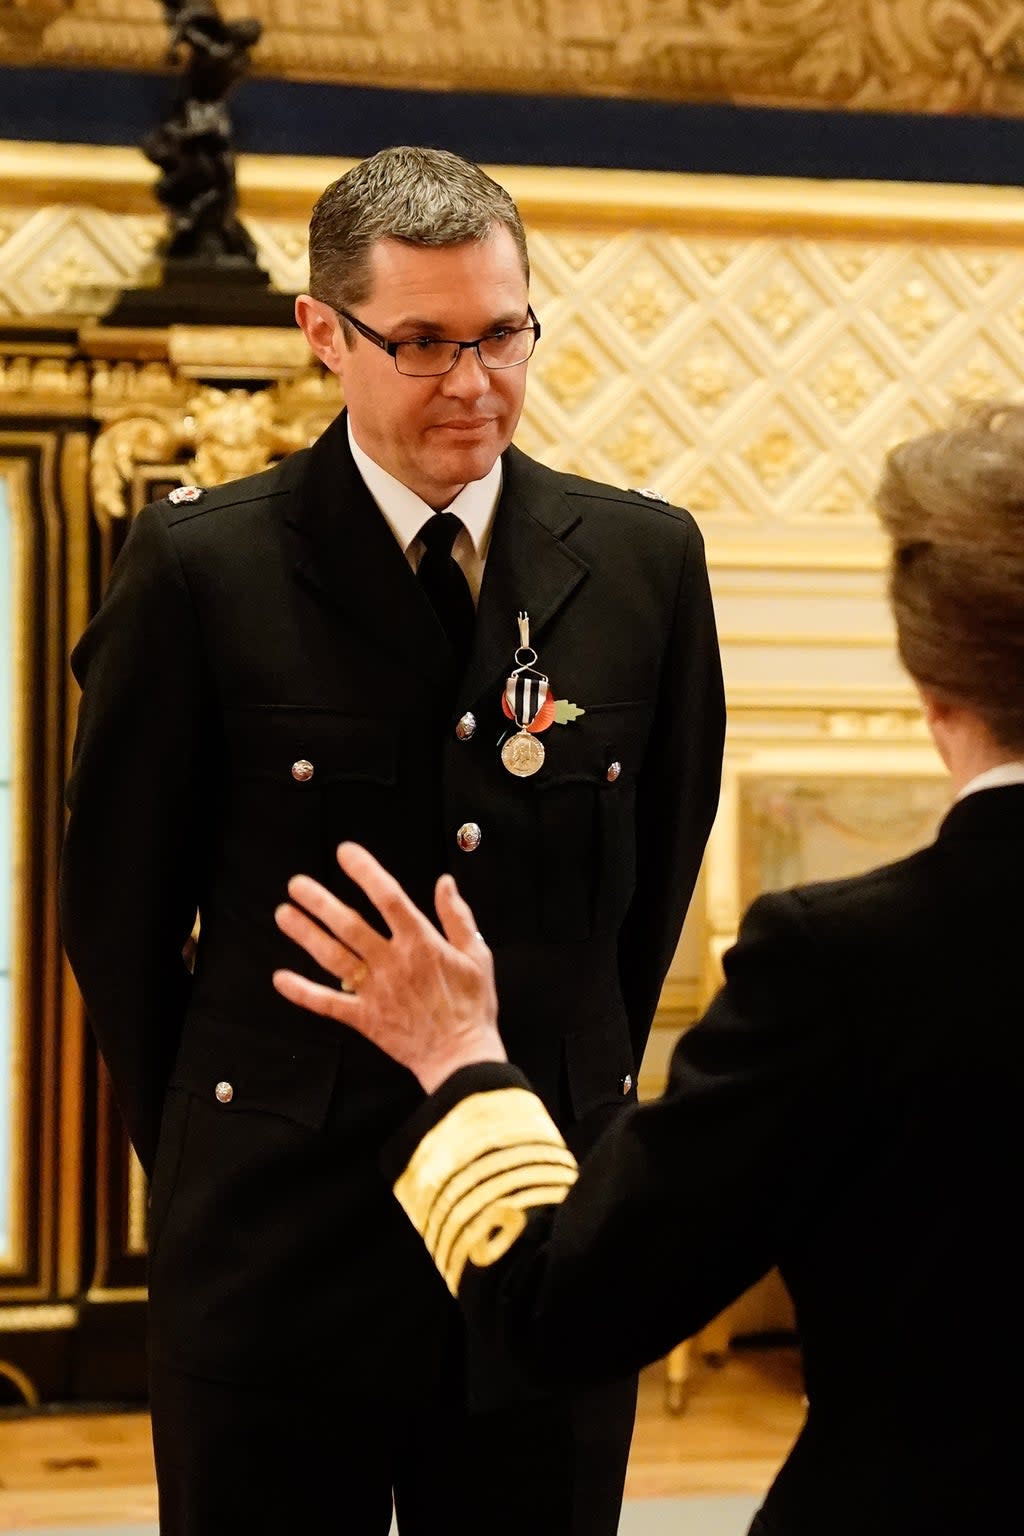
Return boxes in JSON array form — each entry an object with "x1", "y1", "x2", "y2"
[{"x1": 150, "y1": 1361, "x2": 638, "y2": 1536}]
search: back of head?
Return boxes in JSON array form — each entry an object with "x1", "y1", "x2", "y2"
[
  {"x1": 875, "y1": 402, "x2": 1024, "y2": 754},
  {"x1": 307, "y1": 145, "x2": 529, "y2": 308}
]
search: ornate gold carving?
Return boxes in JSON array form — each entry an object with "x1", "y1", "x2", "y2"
[
  {"x1": 820, "y1": 246, "x2": 879, "y2": 285},
  {"x1": 605, "y1": 266, "x2": 679, "y2": 345},
  {"x1": 692, "y1": 244, "x2": 742, "y2": 279},
  {"x1": 537, "y1": 343, "x2": 602, "y2": 412},
  {"x1": 547, "y1": 234, "x2": 608, "y2": 274},
  {"x1": 91, "y1": 413, "x2": 185, "y2": 524},
  {"x1": 825, "y1": 710, "x2": 930, "y2": 741},
  {"x1": 878, "y1": 275, "x2": 951, "y2": 349},
  {"x1": 0, "y1": 355, "x2": 88, "y2": 398},
  {"x1": 89, "y1": 371, "x2": 336, "y2": 523},
  {"x1": 747, "y1": 276, "x2": 812, "y2": 346},
  {"x1": 741, "y1": 426, "x2": 810, "y2": 491},
  {"x1": 687, "y1": 471, "x2": 731, "y2": 518},
  {"x1": 90, "y1": 359, "x2": 182, "y2": 411},
  {"x1": 39, "y1": 242, "x2": 104, "y2": 310},
  {"x1": 957, "y1": 251, "x2": 1005, "y2": 287},
  {"x1": 810, "y1": 346, "x2": 886, "y2": 422},
  {"x1": 945, "y1": 345, "x2": 1010, "y2": 403},
  {"x1": 169, "y1": 325, "x2": 310, "y2": 375},
  {"x1": 807, "y1": 475, "x2": 866, "y2": 523},
  {"x1": 675, "y1": 343, "x2": 738, "y2": 415},
  {"x1": 185, "y1": 385, "x2": 305, "y2": 484},
  {"x1": 6, "y1": 1, "x2": 1024, "y2": 116},
  {"x1": 603, "y1": 404, "x2": 678, "y2": 484}
]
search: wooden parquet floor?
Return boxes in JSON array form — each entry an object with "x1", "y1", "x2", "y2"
[
  {"x1": 625, "y1": 1344, "x2": 803, "y2": 1499},
  {"x1": 0, "y1": 1346, "x2": 803, "y2": 1530}
]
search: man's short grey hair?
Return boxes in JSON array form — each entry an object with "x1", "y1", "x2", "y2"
[{"x1": 308, "y1": 145, "x2": 530, "y2": 316}]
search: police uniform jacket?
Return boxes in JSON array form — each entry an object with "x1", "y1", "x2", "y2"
[
  {"x1": 389, "y1": 782, "x2": 1023, "y2": 1531},
  {"x1": 59, "y1": 412, "x2": 725, "y2": 1390}
]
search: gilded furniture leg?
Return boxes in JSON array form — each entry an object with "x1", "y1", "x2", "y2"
[
  {"x1": 665, "y1": 1310, "x2": 737, "y2": 1413},
  {"x1": 696, "y1": 1311, "x2": 733, "y2": 1365},
  {"x1": 664, "y1": 1340, "x2": 692, "y2": 1414}
]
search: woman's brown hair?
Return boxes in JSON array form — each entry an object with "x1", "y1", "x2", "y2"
[{"x1": 875, "y1": 402, "x2": 1024, "y2": 753}]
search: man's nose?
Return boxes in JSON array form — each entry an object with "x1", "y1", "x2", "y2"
[{"x1": 440, "y1": 346, "x2": 492, "y2": 396}]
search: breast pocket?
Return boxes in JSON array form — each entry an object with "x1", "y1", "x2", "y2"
[
  {"x1": 535, "y1": 700, "x2": 653, "y2": 941},
  {"x1": 221, "y1": 706, "x2": 398, "y2": 896}
]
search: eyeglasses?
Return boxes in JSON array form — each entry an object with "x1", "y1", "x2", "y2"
[{"x1": 327, "y1": 303, "x2": 541, "y2": 377}]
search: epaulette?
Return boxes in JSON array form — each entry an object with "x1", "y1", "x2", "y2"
[
  {"x1": 165, "y1": 485, "x2": 207, "y2": 505},
  {"x1": 629, "y1": 486, "x2": 669, "y2": 504}
]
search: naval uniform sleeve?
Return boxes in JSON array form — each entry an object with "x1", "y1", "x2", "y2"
[
  {"x1": 384, "y1": 1063, "x2": 579, "y2": 1300},
  {"x1": 386, "y1": 890, "x2": 856, "y2": 1394},
  {"x1": 618, "y1": 515, "x2": 725, "y2": 1067},
  {"x1": 60, "y1": 502, "x2": 212, "y2": 1175}
]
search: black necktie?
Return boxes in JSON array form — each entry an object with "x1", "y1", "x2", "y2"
[{"x1": 417, "y1": 513, "x2": 475, "y2": 673}]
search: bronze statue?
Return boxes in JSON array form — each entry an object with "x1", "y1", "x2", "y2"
[{"x1": 145, "y1": 0, "x2": 263, "y2": 267}]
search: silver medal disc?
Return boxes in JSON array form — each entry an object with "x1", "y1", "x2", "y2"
[{"x1": 501, "y1": 730, "x2": 545, "y2": 778}]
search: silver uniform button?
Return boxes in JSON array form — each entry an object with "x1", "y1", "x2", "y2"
[
  {"x1": 606, "y1": 760, "x2": 622, "y2": 783},
  {"x1": 215, "y1": 1081, "x2": 234, "y2": 1104},
  {"x1": 291, "y1": 759, "x2": 314, "y2": 782},
  {"x1": 455, "y1": 712, "x2": 477, "y2": 741},
  {"x1": 456, "y1": 822, "x2": 482, "y2": 853},
  {"x1": 620, "y1": 1073, "x2": 633, "y2": 1096}
]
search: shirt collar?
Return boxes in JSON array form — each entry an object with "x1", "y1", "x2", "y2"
[
  {"x1": 348, "y1": 417, "x2": 501, "y2": 556},
  {"x1": 956, "y1": 760, "x2": 1024, "y2": 801}
]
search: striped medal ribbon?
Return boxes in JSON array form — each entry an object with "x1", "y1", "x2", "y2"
[{"x1": 501, "y1": 611, "x2": 550, "y2": 778}]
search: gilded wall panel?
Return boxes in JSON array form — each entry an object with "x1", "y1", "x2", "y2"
[
  {"x1": 4, "y1": 1, "x2": 1024, "y2": 115},
  {"x1": 5, "y1": 153, "x2": 1024, "y2": 576}
]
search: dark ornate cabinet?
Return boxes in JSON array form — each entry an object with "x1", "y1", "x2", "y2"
[{"x1": 0, "y1": 318, "x2": 331, "y2": 1402}]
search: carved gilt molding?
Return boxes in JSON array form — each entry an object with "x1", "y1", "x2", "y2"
[
  {"x1": 4, "y1": 1, "x2": 1024, "y2": 116},
  {"x1": 89, "y1": 368, "x2": 336, "y2": 525}
]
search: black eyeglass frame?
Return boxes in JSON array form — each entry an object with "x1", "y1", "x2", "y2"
[{"x1": 327, "y1": 302, "x2": 542, "y2": 375}]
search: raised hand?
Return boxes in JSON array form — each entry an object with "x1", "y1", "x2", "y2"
[{"x1": 273, "y1": 842, "x2": 505, "y2": 1093}]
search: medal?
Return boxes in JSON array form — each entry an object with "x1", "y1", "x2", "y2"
[
  {"x1": 498, "y1": 615, "x2": 586, "y2": 775},
  {"x1": 500, "y1": 612, "x2": 550, "y2": 777},
  {"x1": 501, "y1": 730, "x2": 546, "y2": 777}
]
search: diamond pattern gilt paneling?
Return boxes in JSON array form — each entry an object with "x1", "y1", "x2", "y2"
[{"x1": 8, "y1": 191, "x2": 1024, "y2": 564}]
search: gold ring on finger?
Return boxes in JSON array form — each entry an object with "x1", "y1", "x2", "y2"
[{"x1": 341, "y1": 959, "x2": 368, "y2": 994}]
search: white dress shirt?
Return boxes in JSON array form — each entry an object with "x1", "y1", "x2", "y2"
[
  {"x1": 348, "y1": 418, "x2": 500, "y2": 606},
  {"x1": 956, "y1": 760, "x2": 1024, "y2": 802}
]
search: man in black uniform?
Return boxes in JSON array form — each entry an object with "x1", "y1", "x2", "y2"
[
  {"x1": 60, "y1": 145, "x2": 724, "y2": 1535},
  {"x1": 275, "y1": 405, "x2": 1024, "y2": 1536}
]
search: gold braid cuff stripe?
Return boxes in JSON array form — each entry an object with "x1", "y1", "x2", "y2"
[
  {"x1": 422, "y1": 1139, "x2": 577, "y2": 1256},
  {"x1": 393, "y1": 1089, "x2": 578, "y2": 1296}
]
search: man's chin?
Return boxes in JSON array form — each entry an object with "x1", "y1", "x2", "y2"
[{"x1": 432, "y1": 437, "x2": 505, "y2": 484}]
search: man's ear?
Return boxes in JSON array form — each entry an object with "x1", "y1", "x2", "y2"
[{"x1": 295, "y1": 295, "x2": 346, "y2": 376}]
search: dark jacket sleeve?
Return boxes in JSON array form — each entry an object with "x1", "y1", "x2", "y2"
[
  {"x1": 617, "y1": 518, "x2": 725, "y2": 1067},
  {"x1": 390, "y1": 890, "x2": 856, "y2": 1396},
  {"x1": 59, "y1": 504, "x2": 212, "y2": 1174}
]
